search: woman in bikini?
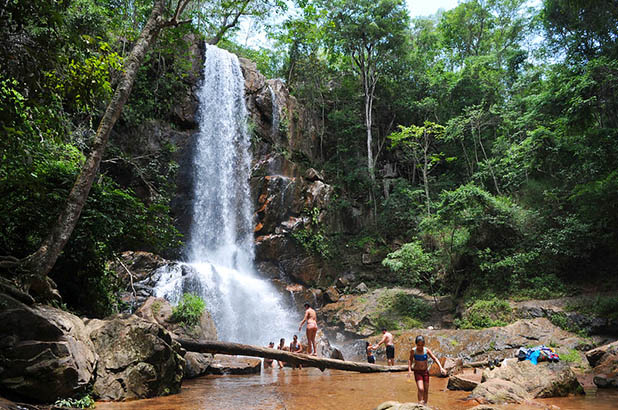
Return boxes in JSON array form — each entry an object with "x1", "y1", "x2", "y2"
[
  {"x1": 290, "y1": 335, "x2": 303, "y2": 369},
  {"x1": 299, "y1": 303, "x2": 318, "y2": 356},
  {"x1": 408, "y1": 335, "x2": 446, "y2": 405}
]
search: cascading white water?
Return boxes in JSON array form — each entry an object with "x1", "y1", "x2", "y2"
[
  {"x1": 153, "y1": 45, "x2": 296, "y2": 344},
  {"x1": 269, "y1": 85, "x2": 279, "y2": 138}
]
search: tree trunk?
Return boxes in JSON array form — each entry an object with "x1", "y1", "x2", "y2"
[
  {"x1": 178, "y1": 339, "x2": 409, "y2": 373},
  {"x1": 22, "y1": 0, "x2": 169, "y2": 278},
  {"x1": 365, "y1": 80, "x2": 374, "y2": 180}
]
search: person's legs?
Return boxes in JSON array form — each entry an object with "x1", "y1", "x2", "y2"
[
  {"x1": 423, "y1": 372, "x2": 429, "y2": 403},
  {"x1": 308, "y1": 327, "x2": 318, "y2": 355},
  {"x1": 386, "y1": 345, "x2": 395, "y2": 366},
  {"x1": 305, "y1": 328, "x2": 312, "y2": 354},
  {"x1": 415, "y1": 378, "x2": 425, "y2": 404}
]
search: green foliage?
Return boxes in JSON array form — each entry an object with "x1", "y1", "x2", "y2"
[
  {"x1": 382, "y1": 241, "x2": 436, "y2": 287},
  {"x1": 54, "y1": 394, "x2": 95, "y2": 409},
  {"x1": 392, "y1": 293, "x2": 432, "y2": 321},
  {"x1": 172, "y1": 293, "x2": 205, "y2": 329},
  {"x1": 455, "y1": 298, "x2": 512, "y2": 329},
  {"x1": 560, "y1": 349, "x2": 582, "y2": 364},
  {"x1": 373, "y1": 314, "x2": 400, "y2": 333},
  {"x1": 567, "y1": 296, "x2": 618, "y2": 321},
  {"x1": 548, "y1": 312, "x2": 587, "y2": 336},
  {"x1": 292, "y1": 207, "x2": 332, "y2": 258}
]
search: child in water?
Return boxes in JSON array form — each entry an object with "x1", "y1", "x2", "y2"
[
  {"x1": 366, "y1": 341, "x2": 376, "y2": 364},
  {"x1": 408, "y1": 335, "x2": 446, "y2": 405}
]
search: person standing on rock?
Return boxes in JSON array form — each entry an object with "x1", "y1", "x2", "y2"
[
  {"x1": 374, "y1": 328, "x2": 396, "y2": 366},
  {"x1": 408, "y1": 335, "x2": 446, "y2": 405},
  {"x1": 299, "y1": 303, "x2": 318, "y2": 356}
]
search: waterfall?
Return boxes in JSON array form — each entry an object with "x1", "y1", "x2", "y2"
[
  {"x1": 153, "y1": 45, "x2": 296, "y2": 344},
  {"x1": 269, "y1": 84, "x2": 280, "y2": 139}
]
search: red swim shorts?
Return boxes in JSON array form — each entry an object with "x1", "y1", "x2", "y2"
[{"x1": 414, "y1": 370, "x2": 429, "y2": 384}]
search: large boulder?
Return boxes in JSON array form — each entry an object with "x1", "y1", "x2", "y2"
[
  {"x1": 135, "y1": 296, "x2": 218, "y2": 342},
  {"x1": 183, "y1": 352, "x2": 213, "y2": 378},
  {"x1": 0, "y1": 292, "x2": 97, "y2": 403},
  {"x1": 586, "y1": 341, "x2": 618, "y2": 388},
  {"x1": 481, "y1": 359, "x2": 581, "y2": 398},
  {"x1": 469, "y1": 379, "x2": 530, "y2": 404},
  {"x1": 322, "y1": 288, "x2": 451, "y2": 338},
  {"x1": 86, "y1": 315, "x2": 184, "y2": 401},
  {"x1": 447, "y1": 373, "x2": 480, "y2": 391}
]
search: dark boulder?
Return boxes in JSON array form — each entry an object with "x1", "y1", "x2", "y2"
[{"x1": 0, "y1": 293, "x2": 97, "y2": 403}]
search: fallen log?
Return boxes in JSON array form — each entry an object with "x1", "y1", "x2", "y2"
[{"x1": 177, "y1": 339, "x2": 408, "y2": 373}]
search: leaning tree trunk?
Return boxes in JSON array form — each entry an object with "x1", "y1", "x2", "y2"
[
  {"x1": 178, "y1": 339, "x2": 409, "y2": 373},
  {"x1": 22, "y1": 0, "x2": 169, "y2": 279}
]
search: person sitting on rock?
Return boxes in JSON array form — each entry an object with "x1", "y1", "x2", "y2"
[
  {"x1": 277, "y1": 338, "x2": 289, "y2": 369},
  {"x1": 408, "y1": 335, "x2": 446, "y2": 405},
  {"x1": 290, "y1": 335, "x2": 303, "y2": 369},
  {"x1": 264, "y1": 341, "x2": 275, "y2": 368}
]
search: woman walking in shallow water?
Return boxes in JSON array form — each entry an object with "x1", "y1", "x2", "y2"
[{"x1": 408, "y1": 335, "x2": 446, "y2": 405}]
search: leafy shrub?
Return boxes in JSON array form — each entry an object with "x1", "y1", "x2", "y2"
[
  {"x1": 382, "y1": 241, "x2": 436, "y2": 286},
  {"x1": 54, "y1": 394, "x2": 95, "y2": 409},
  {"x1": 292, "y1": 207, "x2": 331, "y2": 258},
  {"x1": 172, "y1": 293, "x2": 205, "y2": 328},
  {"x1": 455, "y1": 298, "x2": 512, "y2": 329}
]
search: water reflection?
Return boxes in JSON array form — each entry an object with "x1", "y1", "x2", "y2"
[{"x1": 97, "y1": 366, "x2": 618, "y2": 410}]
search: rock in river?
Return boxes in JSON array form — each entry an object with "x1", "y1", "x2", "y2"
[
  {"x1": 0, "y1": 292, "x2": 97, "y2": 403},
  {"x1": 86, "y1": 315, "x2": 184, "y2": 401},
  {"x1": 481, "y1": 359, "x2": 581, "y2": 398}
]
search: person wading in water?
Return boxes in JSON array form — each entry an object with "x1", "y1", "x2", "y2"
[
  {"x1": 264, "y1": 341, "x2": 275, "y2": 368},
  {"x1": 408, "y1": 335, "x2": 446, "y2": 405},
  {"x1": 277, "y1": 338, "x2": 289, "y2": 369},
  {"x1": 290, "y1": 334, "x2": 303, "y2": 369},
  {"x1": 299, "y1": 303, "x2": 318, "y2": 356},
  {"x1": 366, "y1": 341, "x2": 376, "y2": 364},
  {"x1": 374, "y1": 328, "x2": 395, "y2": 366}
]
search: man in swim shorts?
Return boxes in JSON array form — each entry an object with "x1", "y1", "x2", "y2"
[
  {"x1": 299, "y1": 303, "x2": 318, "y2": 356},
  {"x1": 374, "y1": 328, "x2": 395, "y2": 366}
]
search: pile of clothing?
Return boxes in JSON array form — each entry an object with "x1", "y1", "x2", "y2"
[{"x1": 516, "y1": 345, "x2": 560, "y2": 365}]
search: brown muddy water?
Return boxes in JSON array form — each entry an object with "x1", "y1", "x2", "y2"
[{"x1": 97, "y1": 366, "x2": 618, "y2": 410}]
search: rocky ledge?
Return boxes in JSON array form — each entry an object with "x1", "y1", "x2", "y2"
[
  {"x1": 469, "y1": 358, "x2": 582, "y2": 404},
  {"x1": 363, "y1": 318, "x2": 589, "y2": 364}
]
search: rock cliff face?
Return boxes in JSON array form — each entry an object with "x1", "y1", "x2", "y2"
[{"x1": 239, "y1": 58, "x2": 337, "y2": 289}]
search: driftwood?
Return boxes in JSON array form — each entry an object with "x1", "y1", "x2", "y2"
[{"x1": 178, "y1": 339, "x2": 408, "y2": 373}]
